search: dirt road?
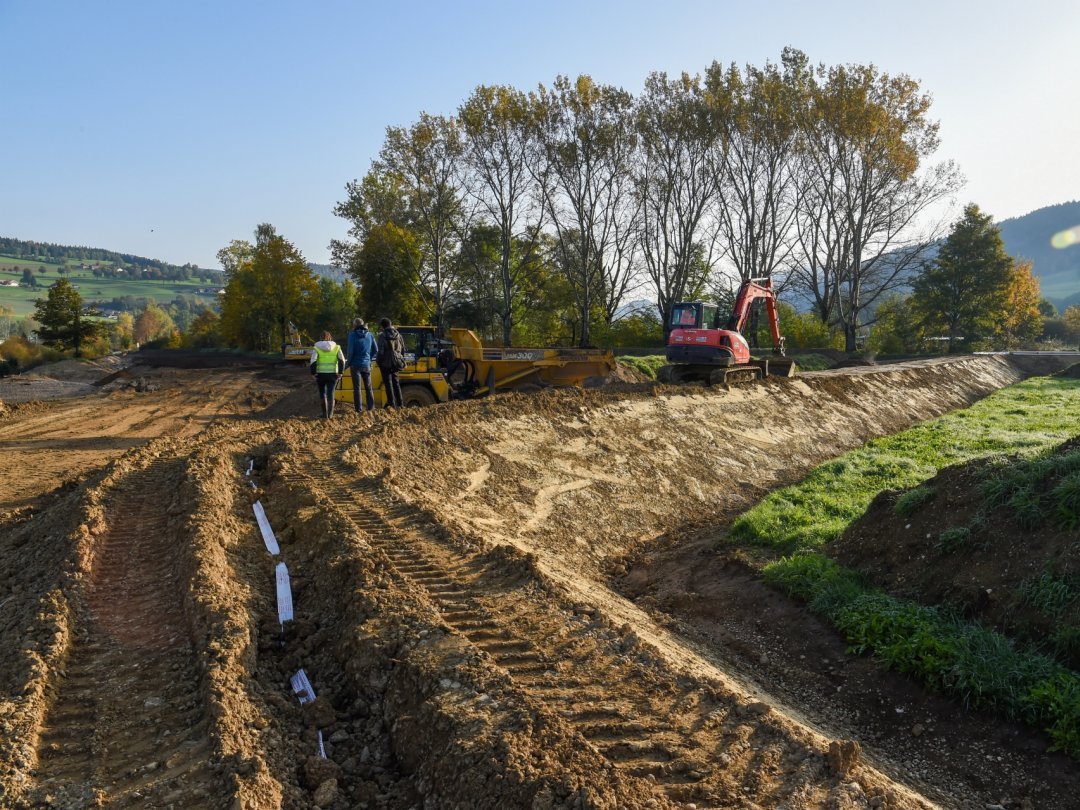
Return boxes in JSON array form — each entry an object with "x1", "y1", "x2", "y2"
[{"x1": 1, "y1": 354, "x2": 1076, "y2": 808}]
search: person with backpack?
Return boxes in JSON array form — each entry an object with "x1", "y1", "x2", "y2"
[
  {"x1": 309, "y1": 330, "x2": 346, "y2": 419},
  {"x1": 345, "y1": 317, "x2": 378, "y2": 413},
  {"x1": 376, "y1": 317, "x2": 405, "y2": 408}
]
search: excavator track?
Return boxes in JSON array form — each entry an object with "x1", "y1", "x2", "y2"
[
  {"x1": 280, "y1": 453, "x2": 827, "y2": 808},
  {"x1": 27, "y1": 458, "x2": 221, "y2": 809}
]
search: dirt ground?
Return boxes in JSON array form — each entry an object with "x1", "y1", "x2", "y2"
[{"x1": 1, "y1": 351, "x2": 1077, "y2": 808}]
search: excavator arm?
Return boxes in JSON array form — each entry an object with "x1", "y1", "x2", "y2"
[{"x1": 726, "y1": 278, "x2": 785, "y2": 356}]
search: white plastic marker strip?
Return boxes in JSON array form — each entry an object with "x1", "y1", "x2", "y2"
[
  {"x1": 276, "y1": 562, "x2": 294, "y2": 625},
  {"x1": 249, "y1": 481, "x2": 258, "y2": 491},
  {"x1": 252, "y1": 501, "x2": 280, "y2": 555},
  {"x1": 246, "y1": 459, "x2": 254, "y2": 476},
  {"x1": 317, "y1": 729, "x2": 327, "y2": 758},
  {"x1": 291, "y1": 668, "x2": 317, "y2": 704}
]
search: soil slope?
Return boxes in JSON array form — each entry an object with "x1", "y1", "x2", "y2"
[{"x1": 2, "y1": 353, "x2": 1077, "y2": 809}]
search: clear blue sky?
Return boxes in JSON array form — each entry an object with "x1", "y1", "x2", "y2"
[{"x1": 2, "y1": 0, "x2": 1077, "y2": 269}]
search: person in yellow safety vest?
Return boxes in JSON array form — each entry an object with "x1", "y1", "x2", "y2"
[{"x1": 309, "y1": 331, "x2": 346, "y2": 419}]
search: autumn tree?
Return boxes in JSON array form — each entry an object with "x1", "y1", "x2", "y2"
[
  {"x1": 705, "y1": 48, "x2": 807, "y2": 287},
  {"x1": 459, "y1": 85, "x2": 540, "y2": 345},
  {"x1": 313, "y1": 277, "x2": 358, "y2": 340},
  {"x1": 379, "y1": 114, "x2": 469, "y2": 336},
  {"x1": 910, "y1": 204, "x2": 1014, "y2": 351},
  {"x1": 532, "y1": 75, "x2": 641, "y2": 345},
  {"x1": 183, "y1": 309, "x2": 222, "y2": 349},
  {"x1": 218, "y1": 224, "x2": 319, "y2": 351},
  {"x1": 998, "y1": 261, "x2": 1043, "y2": 347},
  {"x1": 793, "y1": 59, "x2": 961, "y2": 349},
  {"x1": 133, "y1": 304, "x2": 177, "y2": 345},
  {"x1": 634, "y1": 70, "x2": 720, "y2": 336},
  {"x1": 350, "y1": 223, "x2": 429, "y2": 326},
  {"x1": 1064, "y1": 305, "x2": 1080, "y2": 344},
  {"x1": 32, "y1": 278, "x2": 103, "y2": 357}
]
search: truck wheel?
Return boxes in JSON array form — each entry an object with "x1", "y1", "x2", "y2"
[{"x1": 401, "y1": 385, "x2": 437, "y2": 407}]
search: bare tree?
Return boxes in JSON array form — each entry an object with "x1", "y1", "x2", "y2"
[
  {"x1": 706, "y1": 48, "x2": 808, "y2": 290},
  {"x1": 793, "y1": 61, "x2": 962, "y2": 350},
  {"x1": 634, "y1": 71, "x2": 722, "y2": 336},
  {"x1": 530, "y1": 75, "x2": 640, "y2": 346},
  {"x1": 458, "y1": 85, "x2": 540, "y2": 346}
]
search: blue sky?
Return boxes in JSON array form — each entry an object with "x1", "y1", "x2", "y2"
[{"x1": 2, "y1": 0, "x2": 1077, "y2": 268}]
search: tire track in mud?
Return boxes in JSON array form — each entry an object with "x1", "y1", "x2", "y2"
[
  {"x1": 303, "y1": 457, "x2": 840, "y2": 809},
  {"x1": 28, "y1": 458, "x2": 223, "y2": 809}
]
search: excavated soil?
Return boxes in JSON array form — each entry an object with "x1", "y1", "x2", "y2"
[{"x1": 1, "y1": 353, "x2": 1079, "y2": 808}]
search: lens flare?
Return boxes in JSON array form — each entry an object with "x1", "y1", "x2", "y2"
[{"x1": 1051, "y1": 225, "x2": 1080, "y2": 249}]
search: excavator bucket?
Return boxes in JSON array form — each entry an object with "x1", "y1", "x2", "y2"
[{"x1": 767, "y1": 358, "x2": 798, "y2": 378}]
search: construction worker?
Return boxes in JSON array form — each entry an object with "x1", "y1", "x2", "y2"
[
  {"x1": 309, "y1": 331, "x2": 345, "y2": 419},
  {"x1": 376, "y1": 317, "x2": 405, "y2": 408},
  {"x1": 345, "y1": 318, "x2": 378, "y2": 412}
]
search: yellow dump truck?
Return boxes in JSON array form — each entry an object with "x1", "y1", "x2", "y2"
[{"x1": 334, "y1": 326, "x2": 615, "y2": 408}]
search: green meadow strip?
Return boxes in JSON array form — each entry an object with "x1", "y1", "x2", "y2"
[
  {"x1": 729, "y1": 376, "x2": 1080, "y2": 755},
  {"x1": 763, "y1": 554, "x2": 1080, "y2": 756},
  {"x1": 730, "y1": 377, "x2": 1080, "y2": 553}
]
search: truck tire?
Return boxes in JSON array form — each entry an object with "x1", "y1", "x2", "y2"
[{"x1": 401, "y1": 384, "x2": 437, "y2": 407}]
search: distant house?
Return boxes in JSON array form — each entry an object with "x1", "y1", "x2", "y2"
[{"x1": 0, "y1": 280, "x2": 19, "y2": 287}]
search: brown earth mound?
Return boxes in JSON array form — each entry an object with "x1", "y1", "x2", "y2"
[
  {"x1": 831, "y1": 436, "x2": 1080, "y2": 667},
  {"x1": 4, "y1": 354, "x2": 1080, "y2": 808}
]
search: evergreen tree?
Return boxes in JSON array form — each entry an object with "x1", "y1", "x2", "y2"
[
  {"x1": 911, "y1": 204, "x2": 1014, "y2": 351},
  {"x1": 32, "y1": 278, "x2": 102, "y2": 357}
]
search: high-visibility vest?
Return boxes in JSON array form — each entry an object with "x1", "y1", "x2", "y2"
[{"x1": 314, "y1": 345, "x2": 340, "y2": 373}]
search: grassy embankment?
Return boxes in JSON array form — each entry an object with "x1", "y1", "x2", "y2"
[{"x1": 729, "y1": 376, "x2": 1080, "y2": 755}]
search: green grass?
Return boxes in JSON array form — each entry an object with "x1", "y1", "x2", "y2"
[
  {"x1": 730, "y1": 377, "x2": 1080, "y2": 553},
  {"x1": 728, "y1": 376, "x2": 1080, "y2": 755},
  {"x1": 789, "y1": 353, "x2": 833, "y2": 371},
  {"x1": 617, "y1": 355, "x2": 668, "y2": 379},
  {"x1": 763, "y1": 552, "x2": 1080, "y2": 755},
  {"x1": 0, "y1": 267, "x2": 217, "y2": 317}
]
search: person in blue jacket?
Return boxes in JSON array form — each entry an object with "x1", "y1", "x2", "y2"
[{"x1": 345, "y1": 317, "x2": 378, "y2": 412}]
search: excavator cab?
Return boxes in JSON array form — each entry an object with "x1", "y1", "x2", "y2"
[{"x1": 670, "y1": 302, "x2": 720, "y2": 331}]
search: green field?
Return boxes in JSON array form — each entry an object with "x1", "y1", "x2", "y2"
[{"x1": 0, "y1": 263, "x2": 220, "y2": 318}]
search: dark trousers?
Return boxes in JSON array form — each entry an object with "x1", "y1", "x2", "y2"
[
  {"x1": 315, "y1": 373, "x2": 338, "y2": 418},
  {"x1": 351, "y1": 368, "x2": 374, "y2": 411},
  {"x1": 381, "y1": 366, "x2": 403, "y2": 407}
]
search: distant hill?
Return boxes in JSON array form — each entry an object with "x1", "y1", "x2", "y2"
[
  {"x1": 308, "y1": 263, "x2": 348, "y2": 282},
  {"x1": 996, "y1": 201, "x2": 1080, "y2": 310},
  {"x1": 0, "y1": 236, "x2": 221, "y2": 282}
]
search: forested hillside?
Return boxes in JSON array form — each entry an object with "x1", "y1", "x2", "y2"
[
  {"x1": 997, "y1": 201, "x2": 1080, "y2": 308},
  {"x1": 0, "y1": 237, "x2": 220, "y2": 283}
]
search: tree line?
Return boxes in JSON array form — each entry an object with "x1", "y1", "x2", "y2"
[
  {"x1": 331, "y1": 48, "x2": 966, "y2": 350},
  {"x1": 0, "y1": 237, "x2": 221, "y2": 283}
]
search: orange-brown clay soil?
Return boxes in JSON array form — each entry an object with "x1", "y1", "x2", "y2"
[{"x1": 1, "y1": 352, "x2": 1077, "y2": 809}]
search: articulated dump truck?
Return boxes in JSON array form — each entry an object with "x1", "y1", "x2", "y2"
[{"x1": 334, "y1": 326, "x2": 616, "y2": 408}]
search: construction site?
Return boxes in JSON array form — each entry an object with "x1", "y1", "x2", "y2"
[{"x1": 1, "y1": 349, "x2": 1078, "y2": 810}]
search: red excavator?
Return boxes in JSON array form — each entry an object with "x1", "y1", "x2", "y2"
[{"x1": 657, "y1": 277, "x2": 796, "y2": 385}]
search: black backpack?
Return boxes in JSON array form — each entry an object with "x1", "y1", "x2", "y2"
[{"x1": 381, "y1": 330, "x2": 406, "y2": 372}]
